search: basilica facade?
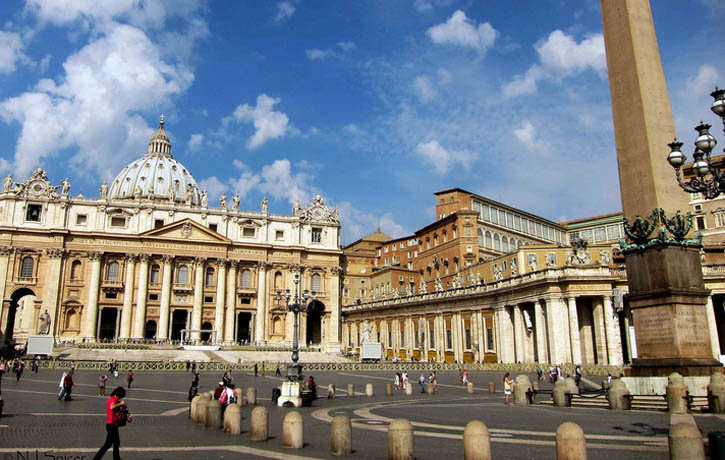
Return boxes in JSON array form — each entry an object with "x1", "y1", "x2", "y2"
[{"x1": 0, "y1": 120, "x2": 344, "y2": 351}]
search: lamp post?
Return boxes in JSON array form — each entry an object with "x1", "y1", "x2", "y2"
[
  {"x1": 275, "y1": 273, "x2": 315, "y2": 382},
  {"x1": 667, "y1": 87, "x2": 725, "y2": 198}
]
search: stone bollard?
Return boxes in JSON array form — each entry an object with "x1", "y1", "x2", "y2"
[
  {"x1": 463, "y1": 421, "x2": 491, "y2": 460},
  {"x1": 668, "y1": 423, "x2": 705, "y2": 460},
  {"x1": 388, "y1": 418, "x2": 414, "y2": 460},
  {"x1": 196, "y1": 398, "x2": 210, "y2": 426},
  {"x1": 556, "y1": 422, "x2": 587, "y2": 460},
  {"x1": 282, "y1": 411, "x2": 304, "y2": 449},
  {"x1": 565, "y1": 377, "x2": 579, "y2": 396},
  {"x1": 366, "y1": 383, "x2": 374, "y2": 397},
  {"x1": 667, "y1": 373, "x2": 688, "y2": 414},
  {"x1": 330, "y1": 415, "x2": 352, "y2": 456},
  {"x1": 223, "y1": 404, "x2": 242, "y2": 435},
  {"x1": 488, "y1": 381, "x2": 495, "y2": 394},
  {"x1": 247, "y1": 387, "x2": 257, "y2": 406},
  {"x1": 708, "y1": 372, "x2": 725, "y2": 414},
  {"x1": 250, "y1": 406, "x2": 269, "y2": 442},
  {"x1": 348, "y1": 383, "x2": 355, "y2": 398},
  {"x1": 190, "y1": 395, "x2": 201, "y2": 421},
  {"x1": 328, "y1": 384, "x2": 336, "y2": 399},
  {"x1": 607, "y1": 379, "x2": 631, "y2": 410},
  {"x1": 514, "y1": 374, "x2": 532, "y2": 405},
  {"x1": 405, "y1": 383, "x2": 413, "y2": 396},
  {"x1": 425, "y1": 383, "x2": 434, "y2": 394},
  {"x1": 553, "y1": 380, "x2": 569, "y2": 407},
  {"x1": 467, "y1": 382, "x2": 474, "y2": 394},
  {"x1": 205, "y1": 399, "x2": 222, "y2": 429},
  {"x1": 386, "y1": 383, "x2": 393, "y2": 396}
]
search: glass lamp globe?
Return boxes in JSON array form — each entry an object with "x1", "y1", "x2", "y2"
[
  {"x1": 667, "y1": 140, "x2": 685, "y2": 168},
  {"x1": 695, "y1": 123, "x2": 716, "y2": 153},
  {"x1": 693, "y1": 159, "x2": 710, "y2": 177},
  {"x1": 711, "y1": 87, "x2": 725, "y2": 117}
]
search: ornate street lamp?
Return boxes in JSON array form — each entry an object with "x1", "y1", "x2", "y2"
[
  {"x1": 275, "y1": 273, "x2": 316, "y2": 382},
  {"x1": 667, "y1": 87, "x2": 725, "y2": 199}
]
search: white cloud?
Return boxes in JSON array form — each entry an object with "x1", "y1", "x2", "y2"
[
  {"x1": 338, "y1": 41, "x2": 356, "y2": 51},
  {"x1": 413, "y1": 0, "x2": 433, "y2": 13},
  {"x1": 513, "y1": 120, "x2": 548, "y2": 153},
  {"x1": 188, "y1": 133, "x2": 204, "y2": 151},
  {"x1": 0, "y1": 22, "x2": 195, "y2": 179},
  {"x1": 274, "y1": 1, "x2": 296, "y2": 23},
  {"x1": 414, "y1": 139, "x2": 477, "y2": 174},
  {"x1": 230, "y1": 94, "x2": 290, "y2": 149},
  {"x1": 426, "y1": 10, "x2": 498, "y2": 54},
  {"x1": 502, "y1": 30, "x2": 605, "y2": 97},
  {"x1": 337, "y1": 201, "x2": 406, "y2": 245},
  {"x1": 685, "y1": 64, "x2": 720, "y2": 98},
  {"x1": 412, "y1": 75, "x2": 437, "y2": 102},
  {"x1": 437, "y1": 68, "x2": 452, "y2": 85},
  {"x1": 258, "y1": 159, "x2": 315, "y2": 205},
  {"x1": 198, "y1": 176, "x2": 228, "y2": 201},
  {"x1": 0, "y1": 30, "x2": 25, "y2": 74},
  {"x1": 306, "y1": 48, "x2": 336, "y2": 60}
]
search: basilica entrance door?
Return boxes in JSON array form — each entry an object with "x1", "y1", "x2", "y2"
[
  {"x1": 4, "y1": 288, "x2": 36, "y2": 341},
  {"x1": 236, "y1": 312, "x2": 251, "y2": 343},
  {"x1": 98, "y1": 308, "x2": 118, "y2": 340},
  {"x1": 171, "y1": 310, "x2": 188, "y2": 341},
  {"x1": 306, "y1": 300, "x2": 324, "y2": 346}
]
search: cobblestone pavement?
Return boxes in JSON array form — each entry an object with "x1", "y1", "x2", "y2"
[{"x1": 1, "y1": 368, "x2": 723, "y2": 459}]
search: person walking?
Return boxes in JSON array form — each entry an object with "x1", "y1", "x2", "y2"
[
  {"x1": 394, "y1": 372, "x2": 401, "y2": 390},
  {"x1": 222, "y1": 369, "x2": 232, "y2": 387},
  {"x1": 575, "y1": 365, "x2": 583, "y2": 389},
  {"x1": 99, "y1": 374, "x2": 108, "y2": 396},
  {"x1": 503, "y1": 373, "x2": 513, "y2": 405},
  {"x1": 92, "y1": 386, "x2": 129, "y2": 460},
  {"x1": 58, "y1": 369, "x2": 74, "y2": 401},
  {"x1": 275, "y1": 363, "x2": 281, "y2": 377},
  {"x1": 32, "y1": 357, "x2": 40, "y2": 374},
  {"x1": 254, "y1": 363, "x2": 258, "y2": 377},
  {"x1": 418, "y1": 374, "x2": 426, "y2": 393},
  {"x1": 126, "y1": 370, "x2": 134, "y2": 389},
  {"x1": 462, "y1": 370, "x2": 469, "y2": 386},
  {"x1": 15, "y1": 359, "x2": 24, "y2": 382},
  {"x1": 429, "y1": 371, "x2": 438, "y2": 393}
]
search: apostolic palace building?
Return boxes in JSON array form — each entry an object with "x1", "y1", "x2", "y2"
[
  {"x1": 1, "y1": 118, "x2": 724, "y2": 368},
  {"x1": 0, "y1": 119, "x2": 344, "y2": 351}
]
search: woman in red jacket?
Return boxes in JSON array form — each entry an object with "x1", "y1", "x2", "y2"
[{"x1": 93, "y1": 386, "x2": 127, "y2": 460}]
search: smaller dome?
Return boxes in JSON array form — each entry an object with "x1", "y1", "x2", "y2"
[{"x1": 107, "y1": 116, "x2": 200, "y2": 204}]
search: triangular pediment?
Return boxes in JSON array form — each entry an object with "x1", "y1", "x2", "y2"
[{"x1": 141, "y1": 218, "x2": 230, "y2": 243}]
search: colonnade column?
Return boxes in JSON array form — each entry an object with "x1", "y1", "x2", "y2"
[
  {"x1": 602, "y1": 295, "x2": 622, "y2": 365},
  {"x1": 512, "y1": 305, "x2": 524, "y2": 363},
  {"x1": 592, "y1": 297, "x2": 608, "y2": 363},
  {"x1": 82, "y1": 251, "x2": 103, "y2": 341},
  {"x1": 476, "y1": 311, "x2": 485, "y2": 362},
  {"x1": 534, "y1": 301, "x2": 548, "y2": 364},
  {"x1": 214, "y1": 259, "x2": 227, "y2": 344},
  {"x1": 224, "y1": 260, "x2": 237, "y2": 343},
  {"x1": 42, "y1": 249, "x2": 64, "y2": 337},
  {"x1": 327, "y1": 266, "x2": 343, "y2": 351},
  {"x1": 544, "y1": 298, "x2": 562, "y2": 364},
  {"x1": 567, "y1": 297, "x2": 582, "y2": 364},
  {"x1": 119, "y1": 254, "x2": 137, "y2": 339},
  {"x1": 132, "y1": 254, "x2": 150, "y2": 339},
  {"x1": 0, "y1": 247, "x2": 12, "y2": 322},
  {"x1": 254, "y1": 262, "x2": 268, "y2": 344},
  {"x1": 706, "y1": 296, "x2": 722, "y2": 359},
  {"x1": 158, "y1": 255, "x2": 173, "y2": 341},
  {"x1": 190, "y1": 257, "x2": 205, "y2": 342},
  {"x1": 494, "y1": 308, "x2": 504, "y2": 362}
]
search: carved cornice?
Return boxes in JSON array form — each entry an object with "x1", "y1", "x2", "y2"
[
  {"x1": 161, "y1": 254, "x2": 174, "y2": 264},
  {"x1": 124, "y1": 253, "x2": 139, "y2": 263},
  {"x1": 330, "y1": 265, "x2": 345, "y2": 276},
  {"x1": 44, "y1": 248, "x2": 66, "y2": 259},
  {"x1": 0, "y1": 246, "x2": 13, "y2": 256},
  {"x1": 287, "y1": 263, "x2": 306, "y2": 273},
  {"x1": 138, "y1": 253, "x2": 151, "y2": 263},
  {"x1": 194, "y1": 256, "x2": 206, "y2": 266},
  {"x1": 257, "y1": 261, "x2": 272, "y2": 271},
  {"x1": 217, "y1": 258, "x2": 229, "y2": 268},
  {"x1": 87, "y1": 251, "x2": 103, "y2": 261}
]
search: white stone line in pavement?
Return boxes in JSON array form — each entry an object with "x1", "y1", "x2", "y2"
[
  {"x1": 25, "y1": 378, "x2": 189, "y2": 395},
  {"x1": 0, "y1": 446, "x2": 322, "y2": 460},
  {"x1": 1, "y1": 387, "x2": 187, "y2": 405},
  {"x1": 337, "y1": 371, "x2": 467, "y2": 390},
  {"x1": 29, "y1": 412, "x2": 170, "y2": 417},
  {"x1": 161, "y1": 406, "x2": 191, "y2": 416}
]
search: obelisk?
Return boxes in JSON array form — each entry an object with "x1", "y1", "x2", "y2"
[{"x1": 601, "y1": 0, "x2": 721, "y2": 376}]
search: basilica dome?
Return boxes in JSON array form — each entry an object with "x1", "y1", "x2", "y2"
[{"x1": 107, "y1": 117, "x2": 200, "y2": 205}]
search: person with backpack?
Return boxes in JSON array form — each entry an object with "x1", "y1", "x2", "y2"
[{"x1": 93, "y1": 386, "x2": 130, "y2": 460}]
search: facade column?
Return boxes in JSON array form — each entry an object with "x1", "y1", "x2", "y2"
[
  {"x1": 544, "y1": 298, "x2": 562, "y2": 364},
  {"x1": 592, "y1": 297, "x2": 608, "y2": 363},
  {"x1": 158, "y1": 255, "x2": 173, "y2": 341},
  {"x1": 326, "y1": 266, "x2": 343, "y2": 352},
  {"x1": 706, "y1": 296, "x2": 721, "y2": 359},
  {"x1": 213, "y1": 259, "x2": 226, "y2": 344},
  {"x1": 475, "y1": 311, "x2": 484, "y2": 362},
  {"x1": 119, "y1": 254, "x2": 137, "y2": 339},
  {"x1": 190, "y1": 257, "x2": 205, "y2": 342},
  {"x1": 224, "y1": 260, "x2": 237, "y2": 343},
  {"x1": 567, "y1": 297, "x2": 582, "y2": 364},
  {"x1": 254, "y1": 262, "x2": 268, "y2": 344},
  {"x1": 602, "y1": 295, "x2": 622, "y2": 365},
  {"x1": 82, "y1": 251, "x2": 103, "y2": 341},
  {"x1": 42, "y1": 248, "x2": 64, "y2": 337},
  {"x1": 534, "y1": 300, "x2": 548, "y2": 364},
  {"x1": 494, "y1": 308, "x2": 504, "y2": 362},
  {"x1": 513, "y1": 305, "x2": 524, "y2": 363},
  {"x1": 0, "y1": 247, "x2": 13, "y2": 323},
  {"x1": 132, "y1": 254, "x2": 150, "y2": 339}
]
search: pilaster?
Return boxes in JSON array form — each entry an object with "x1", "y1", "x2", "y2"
[
  {"x1": 214, "y1": 259, "x2": 227, "y2": 344},
  {"x1": 567, "y1": 297, "x2": 582, "y2": 364},
  {"x1": 41, "y1": 248, "x2": 64, "y2": 336},
  {"x1": 82, "y1": 251, "x2": 103, "y2": 341},
  {"x1": 132, "y1": 254, "x2": 150, "y2": 339},
  {"x1": 119, "y1": 254, "x2": 137, "y2": 339},
  {"x1": 224, "y1": 260, "x2": 237, "y2": 343},
  {"x1": 158, "y1": 255, "x2": 173, "y2": 340},
  {"x1": 190, "y1": 257, "x2": 205, "y2": 342}
]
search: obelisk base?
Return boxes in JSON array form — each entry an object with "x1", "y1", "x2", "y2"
[{"x1": 625, "y1": 245, "x2": 722, "y2": 377}]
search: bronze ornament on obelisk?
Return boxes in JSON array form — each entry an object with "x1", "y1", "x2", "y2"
[{"x1": 601, "y1": 0, "x2": 721, "y2": 376}]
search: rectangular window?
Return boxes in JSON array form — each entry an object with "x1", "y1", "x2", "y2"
[
  {"x1": 26, "y1": 204, "x2": 42, "y2": 222},
  {"x1": 76, "y1": 214, "x2": 87, "y2": 225},
  {"x1": 105, "y1": 292, "x2": 117, "y2": 299},
  {"x1": 486, "y1": 327, "x2": 494, "y2": 351},
  {"x1": 243, "y1": 227, "x2": 255, "y2": 237},
  {"x1": 506, "y1": 212, "x2": 513, "y2": 228},
  {"x1": 388, "y1": 330, "x2": 392, "y2": 346},
  {"x1": 429, "y1": 322, "x2": 435, "y2": 349},
  {"x1": 490, "y1": 208, "x2": 498, "y2": 224},
  {"x1": 149, "y1": 293, "x2": 159, "y2": 301},
  {"x1": 275, "y1": 230, "x2": 284, "y2": 241},
  {"x1": 581, "y1": 229, "x2": 593, "y2": 242},
  {"x1": 446, "y1": 330, "x2": 452, "y2": 349},
  {"x1": 204, "y1": 296, "x2": 213, "y2": 303},
  {"x1": 716, "y1": 213, "x2": 725, "y2": 228},
  {"x1": 343, "y1": 287, "x2": 349, "y2": 297},
  {"x1": 311, "y1": 227, "x2": 322, "y2": 243},
  {"x1": 241, "y1": 297, "x2": 251, "y2": 304},
  {"x1": 482, "y1": 205, "x2": 490, "y2": 221},
  {"x1": 465, "y1": 328, "x2": 471, "y2": 350},
  {"x1": 570, "y1": 231, "x2": 580, "y2": 241},
  {"x1": 606, "y1": 225, "x2": 621, "y2": 240},
  {"x1": 209, "y1": 223, "x2": 218, "y2": 232},
  {"x1": 697, "y1": 216, "x2": 706, "y2": 230},
  {"x1": 154, "y1": 219, "x2": 164, "y2": 229},
  {"x1": 110, "y1": 216, "x2": 126, "y2": 227},
  {"x1": 400, "y1": 328, "x2": 406, "y2": 347},
  {"x1": 595, "y1": 227, "x2": 607, "y2": 242},
  {"x1": 514, "y1": 215, "x2": 521, "y2": 230},
  {"x1": 392, "y1": 243, "x2": 397, "y2": 250}
]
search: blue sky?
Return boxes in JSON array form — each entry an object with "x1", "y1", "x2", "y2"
[{"x1": 0, "y1": 0, "x2": 722, "y2": 244}]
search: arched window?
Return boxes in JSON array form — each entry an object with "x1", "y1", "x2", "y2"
[
  {"x1": 177, "y1": 265, "x2": 189, "y2": 285},
  {"x1": 485, "y1": 231, "x2": 492, "y2": 248},
  {"x1": 241, "y1": 269, "x2": 252, "y2": 289},
  {"x1": 106, "y1": 261, "x2": 120, "y2": 281},
  {"x1": 70, "y1": 260, "x2": 82, "y2": 280},
  {"x1": 311, "y1": 273, "x2": 321, "y2": 293},
  {"x1": 20, "y1": 256, "x2": 33, "y2": 279},
  {"x1": 477, "y1": 228, "x2": 484, "y2": 246},
  {"x1": 205, "y1": 267, "x2": 214, "y2": 286},
  {"x1": 150, "y1": 265, "x2": 160, "y2": 284},
  {"x1": 493, "y1": 234, "x2": 501, "y2": 251},
  {"x1": 502, "y1": 236, "x2": 509, "y2": 253},
  {"x1": 274, "y1": 272, "x2": 283, "y2": 290},
  {"x1": 518, "y1": 239, "x2": 524, "y2": 248}
]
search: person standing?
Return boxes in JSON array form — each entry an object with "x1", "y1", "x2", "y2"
[
  {"x1": 275, "y1": 363, "x2": 281, "y2": 377},
  {"x1": 222, "y1": 369, "x2": 232, "y2": 387},
  {"x1": 575, "y1": 365, "x2": 583, "y2": 388},
  {"x1": 418, "y1": 374, "x2": 426, "y2": 393},
  {"x1": 126, "y1": 370, "x2": 134, "y2": 389},
  {"x1": 15, "y1": 359, "x2": 24, "y2": 382},
  {"x1": 93, "y1": 386, "x2": 128, "y2": 460},
  {"x1": 503, "y1": 373, "x2": 513, "y2": 405},
  {"x1": 462, "y1": 370, "x2": 469, "y2": 386},
  {"x1": 99, "y1": 374, "x2": 108, "y2": 396},
  {"x1": 32, "y1": 357, "x2": 40, "y2": 374},
  {"x1": 254, "y1": 363, "x2": 258, "y2": 377}
]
